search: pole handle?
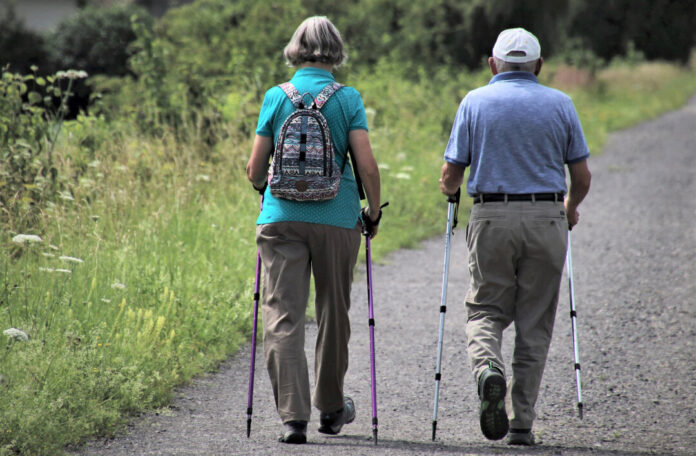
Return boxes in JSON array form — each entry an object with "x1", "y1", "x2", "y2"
[{"x1": 446, "y1": 188, "x2": 461, "y2": 204}]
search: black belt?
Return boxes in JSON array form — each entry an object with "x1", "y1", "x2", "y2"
[{"x1": 473, "y1": 192, "x2": 564, "y2": 204}]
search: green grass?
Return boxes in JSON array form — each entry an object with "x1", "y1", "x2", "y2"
[{"x1": 1, "y1": 59, "x2": 695, "y2": 455}]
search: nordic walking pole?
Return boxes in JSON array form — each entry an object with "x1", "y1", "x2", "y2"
[
  {"x1": 566, "y1": 229, "x2": 584, "y2": 419},
  {"x1": 362, "y1": 202, "x2": 389, "y2": 445},
  {"x1": 247, "y1": 195, "x2": 264, "y2": 437},
  {"x1": 432, "y1": 188, "x2": 460, "y2": 441}
]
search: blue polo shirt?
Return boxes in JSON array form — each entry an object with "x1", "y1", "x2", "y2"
[
  {"x1": 255, "y1": 68, "x2": 368, "y2": 228},
  {"x1": 444, "y1": 71, "x2": 590, "y2": 196}
]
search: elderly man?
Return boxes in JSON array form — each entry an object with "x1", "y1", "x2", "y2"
[{"x1": 439, "y1": 28, "x2": 591, "y2": 445}]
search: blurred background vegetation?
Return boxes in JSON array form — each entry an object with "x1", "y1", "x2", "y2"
[{"x1": 1, "y1": 0, "x2": 696, "y2": 454}]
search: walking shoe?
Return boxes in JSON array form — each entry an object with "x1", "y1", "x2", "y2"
[
  {"x1": 507, "y1": 428, "x2": 535, "y2": 445},
  {"x1": 279, "y1": 420, "x2": 307, "y2": 444},
  {"x1": 318, "y1": 396, "x2": 356, "y2": 435},
  {"x1": 478, "y1": 367, "x2": 509, "y2": 440}
]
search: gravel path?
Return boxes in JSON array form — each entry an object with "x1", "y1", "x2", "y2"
[{"x1": 75, "y1": 96, "x2": 696, "y2": 456}]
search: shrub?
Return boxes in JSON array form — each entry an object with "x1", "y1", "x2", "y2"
[{"x1": 0, "y1": 68, "x2": 87, "y2": 232}]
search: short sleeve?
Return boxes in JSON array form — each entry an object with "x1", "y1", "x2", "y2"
[
  {"x1": 564, "y1": 99, "x2": 590, "y2": 164},
  {"x1": 255, "y1": 88, "x2": 280, "y2": 137},
  {"x1": 347, "y1": 88, "x2": 368, "y2": 131},
  {"x1": 443, "y1": 97, "x2": 471, "y2": 167}
]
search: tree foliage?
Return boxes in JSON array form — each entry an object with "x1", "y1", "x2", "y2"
[{"x1": 569, "y1": 0, "x2": 696, "y2": 63}]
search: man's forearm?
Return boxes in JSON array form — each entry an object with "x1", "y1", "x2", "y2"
[
  {"x1": 566, "y1": 160, "x2": 591, "y2": 209},
  {"x1": 440, "y1": 161, "x2": 466, "y2": 195}
]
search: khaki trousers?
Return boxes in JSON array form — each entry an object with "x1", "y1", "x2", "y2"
[
  {"x1": 465, "y1": 200, "x2": 568, "y2": 429},
  {"x1": 256, "y1": 221, "x2": 361, "y2": 423}
]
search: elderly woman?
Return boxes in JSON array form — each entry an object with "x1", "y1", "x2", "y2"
[{"x1": 246, "y1": 16, "x2": 382, "y2": 444}]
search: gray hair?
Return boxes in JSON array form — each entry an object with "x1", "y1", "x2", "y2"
[
  {"x1": 494, "y1": 57, "x2": 538, "y2": 74},
  {"x1": 283, "y1": 16, "x2": 347, "y2": 68}
]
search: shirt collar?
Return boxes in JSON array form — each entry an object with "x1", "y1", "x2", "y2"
[
  {"x1": 292, "y1": 67, "x2": 335, "y2": 80},
  {"x1": 489, "y1": 71, "x2": 538, "y2": 85}
]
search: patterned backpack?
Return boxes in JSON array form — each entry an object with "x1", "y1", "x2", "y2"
[{"x1": 268, "y1": 81, "x2": 346, "y2": 201}]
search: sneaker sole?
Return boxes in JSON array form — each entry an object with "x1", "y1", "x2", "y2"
[{"x1": 480, "y1": 373, "x2": 509, "y2": 440}]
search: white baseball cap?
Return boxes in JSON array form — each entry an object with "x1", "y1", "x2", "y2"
[{"x1": 492, "y1": 28, "x2": 541, "y2": 63}]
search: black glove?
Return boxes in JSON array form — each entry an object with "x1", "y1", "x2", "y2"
[
  {"x1": 253, "y1": 182, "x2": 267, "y2": 196},
  {"x1": 360, "y1": 202, "x2": 389, "y2": 237}
]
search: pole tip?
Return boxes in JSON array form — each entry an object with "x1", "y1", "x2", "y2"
[
  {"x1": 578, "y1": 402, "x2": 584, "y2": 420},
  {"x1": 246, "y1": 419, "x2": 251, "y2": 438},
  {"x1": 373, "y1": 428, "x2": 378, "y2": 445},
  {"x1": 432, "y1": 421, "x2": 437, "y2": 441}
]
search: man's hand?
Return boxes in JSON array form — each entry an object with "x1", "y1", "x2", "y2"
[{"x1": 565, "y1": 201, "x2": 580, "y2": 229}]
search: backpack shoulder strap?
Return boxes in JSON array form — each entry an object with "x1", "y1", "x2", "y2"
[
  {"x1": 314, "y1": 82, "x2": 344, "y2": 110},
  {"x1": 278, "y1": 82, "x2": 303, "y2": 108}
]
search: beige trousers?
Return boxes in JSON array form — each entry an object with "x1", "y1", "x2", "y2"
[
  {"x1": 256, "y1": 221, "x2": 361, "y2": 423},
  {"x1": 465, "y1": 200, "x2": 568, "y2": 429}
]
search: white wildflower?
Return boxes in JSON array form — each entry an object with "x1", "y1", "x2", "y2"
[
  {"x1": 101, "y1": 298, "x2": 112, "y2": 303},
  {"x1": 88, "y1": 160, "x2": 100, "y2": 168},
  {"x1": 111, "y1": 281, "x2": 126, "y2": 290},
  {"x1": 42, "y1": 252, "x2": 56, "y2": 258},
  {"x1": 3, "y1": 328, "x2": 29, "y2": 342},
  {"x1": 12, "y1": 234, "x2": 43, "y2": 244},
  {"x1": 58, "y1": 191, "x2": 74, "y2": 201},
  {"x1": 400, "y1": 166, "x2": 414, "y2": 172},
  {"x1": 60, "y1": 255, "x2": 84, "y2": 264},
  {"x1": 396, "y1": 152, "x2": 407, "y2": 161},
  {"x1": 49, "y1": 244, "x2": 59, "y2": 251},
  {"x1": 395, "y1": 173, "x2": 412, "y2": 180},
  {"x1": 55, "y1": 70, "x2": 88, "y2": 80},
  {"x1": 195, "y1": 174, "x2": 211, "y2": 182},
  {"x1": 378, "y1": 163, "x2": 390, "y2": 170},
  {"x1": 115, "y1": 165, "x2": 127, "y2": 172}
]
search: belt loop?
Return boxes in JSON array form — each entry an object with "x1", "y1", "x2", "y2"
[
  {"x1": 531, "y1": 193, "x2": 536, "y2": 204},
  {"x1": 504, "y1": 193, "x2": 508, "y2": 205},
  {"x1": 554, "y1": 192, "x2": 558, "y2": 203}
]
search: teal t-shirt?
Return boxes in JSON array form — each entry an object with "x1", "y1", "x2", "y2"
[{"x1": 255, "y1": 67, "x2": 368, "y2": 229}]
